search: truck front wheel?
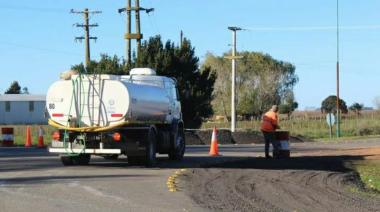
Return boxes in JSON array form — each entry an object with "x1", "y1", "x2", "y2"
[{"x1": 169, "y1": 127, "x2": 185, "y2": 161}]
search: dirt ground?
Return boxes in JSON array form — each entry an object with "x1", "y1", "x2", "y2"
[
  {"x1": 291, "y1": 147, "x2": 380, "y2": 160},
  {"x1": 181, "y1": 147, "x2": 380, "y2": 212},
  {"x1": 185, "y1": 129, "x2": 313, "y2": 145}
]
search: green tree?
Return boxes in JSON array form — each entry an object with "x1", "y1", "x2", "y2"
[
  {"x1": 22, "y1": 87, "x2": 29, "y2": 94},
  {"x1": 72, "y1": 54, "x2": 128, "y2": 75},
  {"x1": 278, "y1": 90, "x2": 298, "y2": 118},
  {"x1": 5, "y1": 81, "x2": 21, "y2": 94},
  {"x1": 202, "y1": 51, "x2": 298, "y2": 118},
  {"x1": 321, "y1": 95, "x2": 348, "y2": 114},
  {"x1": 349, "y1": 102, "x2": 364, "y2": 116},
  {"x1": 278, "y1": 103, "x2": 299, "y2": 118},
  {"x1": 72, "y1": 36, "x2": 216, "y2": 128},
  {"x1": 136, "y1": 36, "x2": 216, "y2": 128}
]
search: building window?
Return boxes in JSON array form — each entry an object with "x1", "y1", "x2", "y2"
[
  {"x1": 5, "y1": 101, "x2": 10, "y2": 112},
  {"x1": 29, "y1": 101, "x2": 34, "y2": 112}
]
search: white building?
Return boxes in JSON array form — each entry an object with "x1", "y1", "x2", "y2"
[{"x1": 0, "y1": 94, "x2": 47, "y2": 125}]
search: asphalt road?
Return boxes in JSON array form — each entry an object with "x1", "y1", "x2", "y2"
[{"x1": 1, "y1": 139, "x2": 380, "y2": 212}]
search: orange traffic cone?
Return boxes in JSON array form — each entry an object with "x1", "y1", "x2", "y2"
[
  {"x1": 209, "y1": 127, "x2": 220, "y2": 156},
  {"x1": 37, "y1": 126, "x2": 45, "y2": 148},
  {"x1": 25, "y1": 126, "x2": 32, "y2": 147}
]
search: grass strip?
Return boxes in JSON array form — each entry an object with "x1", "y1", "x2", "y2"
[{"x1": 353, "y1": 160, "x2": 380, "y2": 192}]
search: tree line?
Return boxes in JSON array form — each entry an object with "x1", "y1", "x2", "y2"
[
  {"x1": 3, "y1": 81, "x2": 29, "y2": 94},
  {"x1": 4, "y1": 35, "x2": 370, "y2": 127},
  {"x1": 72, "y1": 36, "x2": 215, "y2": 128},
  {"x1": 70, "y1": 35, "x2": 299, "y2": 127},
  {"x1": 202, "y1": 52, "x2": 298, "y2": 119}
]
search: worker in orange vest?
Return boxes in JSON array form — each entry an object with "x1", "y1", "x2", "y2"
[{"x1": 261, "y1": 105, "x2": 281, "y2": 159}]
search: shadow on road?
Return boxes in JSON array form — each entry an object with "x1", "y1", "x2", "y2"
[
  {"x1": 155, "y1": 155, "x2": 373, "y2": 173},
  {"x1": 0, "y1": 154, "x2": 372, "y2": 173},
  {"x1": 0, "y1": 174, "x2": 151, "y2": 185},
  {"x1": 0, "y1": 147, "x2": 374, "y2": 175},
  {"x1": 198, "y1": 155, "x2": 369, "y2": 172}
]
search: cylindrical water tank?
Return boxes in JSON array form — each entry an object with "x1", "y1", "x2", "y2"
[{"x1": 46, "y1": 74, "x2": 172, "y2": 127}]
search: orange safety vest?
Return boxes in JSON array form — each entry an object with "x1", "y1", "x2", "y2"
[{"x1": 260, "y1": 111, "x2": 278, "y2": 132}]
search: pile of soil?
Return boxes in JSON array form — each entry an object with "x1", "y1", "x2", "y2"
[
  {"x1": 185, "y1": 129, "x2": 312, "y2": 145},
  {"x1": 181, "y1": 156, "x2": 380, "y2": 212},
  {"x1": 185, "y1": 129, "x2": 234, "y2": 145}
]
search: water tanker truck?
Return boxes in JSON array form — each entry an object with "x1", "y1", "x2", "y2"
[{"x1": 47, "y1": 68, "x2": 185, "y2": 166}]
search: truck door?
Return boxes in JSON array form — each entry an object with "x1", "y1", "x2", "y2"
[{"x1": 164, "y1": 80, "x2": 181, "y2": 121}]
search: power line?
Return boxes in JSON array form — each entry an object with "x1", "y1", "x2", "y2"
[
  {"x1": 244, "y1": 25, "x2": 380, "y2": 32},
  {"x1": 0, "y1": 41, "x2": 81, "y2": 56},
  {"x1": 145, "y1": 0, "x2": 160, "y2": 35},
  {"x1": 118, "y1": 0, "x2": 154, "y2": 65},
  {"x1": 0, "y1": 5, "x2": 67, "y2": 13},
  {"x1": 71, "y1": 8, "x2": 101, "y2": 68}
]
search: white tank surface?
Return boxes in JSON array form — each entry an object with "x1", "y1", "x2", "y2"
[
  {"x1": 130, "y1": 67, "x2": 156, "y2": 76},
  {"x1": 46, "y1": 69, "x2": 180, "y2": 127}
]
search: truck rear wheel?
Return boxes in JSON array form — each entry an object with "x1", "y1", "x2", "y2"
[
  {"x1": 128, "y1": 127, "x2": 157, "y2": 166},
  {"x1": 169, "y1": 127, "x2": 185, "y2": 161},
  {"x1": 61, "y1": 154, "x2": 91, "y2": 166},
  {"x1": 103, "y1": 155, "x2": 119, "y2": 160},
  {"x1": 145, "y1": 127, "x2": 157, "y2": 167},
  {"x1": 60, "y1": 155, "x2": 74, "y2": 166},
  {"x1": 72, "y1": 154, "x2": 91, "y2": 165},
  {"x1": 128, "y1": 156, "x2": 143, "y2": 165}
]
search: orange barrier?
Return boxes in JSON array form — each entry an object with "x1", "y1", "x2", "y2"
[
  {"x1": 25, "y1": 126, "x2": 32, "y2": 147},
  {"x1": 209, "y1": 127, "x2": 220, "y2": 156},
  {"x1": 37, "y1": 126, "x2": 45, "y2": 148},
  {"x1": 1, "y1": 128, "x2": 14, "y2": 147}
]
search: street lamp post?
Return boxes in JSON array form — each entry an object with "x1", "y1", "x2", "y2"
[
  {"x1": 227, "y1": 26, "x2": 242, "y2": 132},
  {"x1": 336, "y1": 0, "x2": 341, "y2": 137}
]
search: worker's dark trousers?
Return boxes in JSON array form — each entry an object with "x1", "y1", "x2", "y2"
[{"x1": 262, "y1": 131, "x2": 280, "y2": 157}]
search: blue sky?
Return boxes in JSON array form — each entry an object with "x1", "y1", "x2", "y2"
[{"x1": 0, "y1": 0, "x2": 379, "y2": 110}]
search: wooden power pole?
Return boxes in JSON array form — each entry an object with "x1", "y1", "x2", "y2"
[
  {"x1": 118, "y1": 0, "x2": 154, "y2": 65},
  {"x1": 71, "y1": 8, "x2": 101, "y2": 68},
  {"x1": 180, "y1": 30, "x2": 183, "y2": 47}
]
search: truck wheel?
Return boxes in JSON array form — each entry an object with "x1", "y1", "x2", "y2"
[
  {"x1": 128, "y1": 156, "x2": 143, "y2": 165},
  {"x1": 103, "y1": 155, "x2": 119, "y2": 160},
  {"x1": 169, "y1": 127, "x2": 185, "y2": 161},
  {"x1": 145, "y1": 127, "x2": 157, "y2": 167},
  {"x1": 60, "y1": 155, "x2": 74, "y2": 166},
  {"x1": 72, "y1": 154, "x2": 91, "y2": 165}
]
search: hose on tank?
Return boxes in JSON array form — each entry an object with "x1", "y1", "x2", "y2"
[{"x1": 61, "y1": 71, "x2": 88, "y2": 156}]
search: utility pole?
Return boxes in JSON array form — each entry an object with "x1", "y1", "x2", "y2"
[
  {"x1": 118, "y1": 0, "x2": 154, "y2": 65},
  {"x1": 135, "y1": 0, "x2": 142, "y2": 51},
  {"x1": 336, "y1": 0, "x2": 341, "y2": 137},
  {"x1": 71, "y1": 8, "x2": 101, "y2": 68},
  {"x1": 225, "y1": 26, "x2": 243, "y2": 132},
  {"x1": 180, "y1": 30, "x2": 183, "y2": 47}
]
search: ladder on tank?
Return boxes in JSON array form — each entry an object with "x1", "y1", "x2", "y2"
[{"x1": 77, "y1": 75, "x2": 106, "y2": 127}]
